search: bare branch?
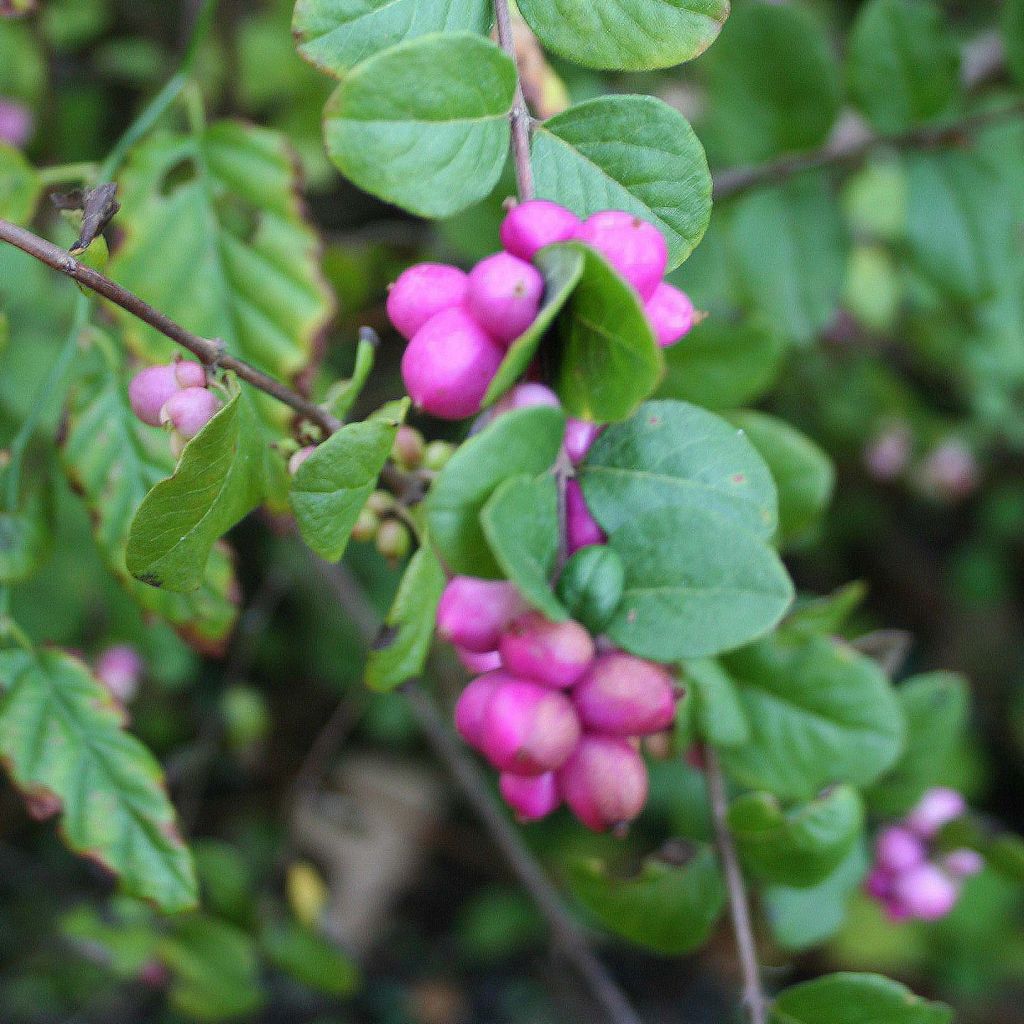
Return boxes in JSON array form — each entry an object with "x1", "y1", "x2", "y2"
[{"x1": 494, "y1": 0, "x2": 535, "y2": 200}]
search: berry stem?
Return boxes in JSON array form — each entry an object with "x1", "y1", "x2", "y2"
[
  {"x1": 705, "y1": 745, "x2": 767, "y2": 1024},
  {"x1": 493, "y1": 0, "x2": 535, "y2": 201}
]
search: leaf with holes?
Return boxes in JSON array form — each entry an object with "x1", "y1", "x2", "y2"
[{"x1": 0, "y1": 646, "x2": 196, "y2": 911}]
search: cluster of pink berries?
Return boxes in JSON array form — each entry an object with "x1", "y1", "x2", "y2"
[
  {"x1": 439, "y1": 576, "x2": 680, "y2": 832},
  {"x1": 94, "y1": 644, "x2": 144, "y2": 705},
  {"x1": 387, "y1": 202, "x2": 696, "y2": 420},
  {"x1": 129, "y1": 359, "x2": 221, "y2": 455},
  {"x1": 0, "y1": 97, "x2": 33, "y2": 149},
  {"x1": 865, "y1": 787, "x2": 982, "y2": 922}
]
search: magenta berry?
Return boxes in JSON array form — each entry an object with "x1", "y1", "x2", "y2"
[
  {"x1": 906, "y1": 787, "x2": 966, "y2": 838},
  {"x1": 161, "y1": 386, "x2": 220, "y2": 440},
  {"x1": 499, "y1": 771, "x2": 560, "y2": 822},
  {"x1": 289, "y1": 445, "x2": 315, "y2": 475},
  {"x1": 454, "y1": 672, "x2": 504, "y2": 751},
  {"x1": 386, "y1": 263, "x2": 468, "y2": 340},
  {"x1": 575, "y1": 211, "x2": 668, "y2": 300},
  {"x1": 401, "y1": 308, "x2": 504, "y2": 420},
  {"x1": 943, "y1": 849, "x2": 984, "y2": 878},
  {"x1": 492, "y1": 382, "x2": 561, "y2": 415},
  {"x1": 566, "y1": 479, "x2": 606, "y2": 554},
  {"x1": 0, "y1": 99, "x2": 32, "y2": 149},
  {"x1": 645, "y1": 283, "x2": 695, "y2": 348},
  {"x1": 557, "y1": 735, "x2": 648, "y2": 832},
  {"x1": 500, "y1": 199, "x2": 581, "y2": 261},
  {"x1": 479, "y1": 678, "x2": 581, "y2": 774},
  {"x1": 564, "y1": 418, "x2": 600, "y2": 465},
  {"x1": 129, "y1": 364, "x2": 181, "y2": 427},
  {"x1": 436, "y1": 576, "x2": 525, "y2": 653},
  {"x1": 456, "y1": 647, "x2": 503, "y2": 674},
  {"x1": 174, "y1": 360, "x2": 207, "y2": 389},
  {"x1": 573, "y1": 652, "x2": 677, "y2": 736},
  {"x1": 892, "y1": 863, "x2": 960, "y2": 921},
  {"x1": 864, "y1": 866, "x2": 894, "y2": 902},
  {"x1": 874, "y1": 826, "x2": 926, "y2": 874},
  {"x1": 499, "y1": 612, "x2": 595, "y2": 689},
  {"x1": 95, "y1": 645, "x2": 143, "y2": 704},
  {"x1": 466, "y1": 252, "x2": 544, "y2": 344}
]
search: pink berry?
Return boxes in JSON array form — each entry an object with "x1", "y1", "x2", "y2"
[
  {"x1": 863, "y1": 424, "x2": 912, "y2": 482},
  {"x1": 557, "y1": 735, "x2": 648, "y2": 832},
  {"x1": 499, "y1": 612, "x2": 595, "y2": 689},
  {"x1": 466, "y1": 252, "x2": 544, "y2": 344},
  {"x1": 479, "y1": 678, "x2": 581, "y2": 774},
  {"x1": 386, "y1": 263, "x2": 469, "y2": 340},
  {"x1": 575, "y1": 211, "x2": 668, "y2": 300},
  {"x1": 919, "y1": 441, "x2": 978, "y2": 501},
  {"x1": 401, "y1": 308, "x2": 504, "y2": 420},
  {"x1": 492, "y1": 382, "x2": 561, "y2": 414},
  {"x1": 564, "y1": 418, "x2": 601, "y2": 465},
  {"x1": 174, "y1": 360, "x2": 207, "y2": 388},
  {"x1": 865, "y1": 866, "x2": 894, "y2": 901},
  {"x1": 160, "y1": 386, "x2": 220, "y2": 440},
  {"x1": 566, "y1": 479, "x2": 606, "y2": 554},
  {"x1": 875, "y1": 826, "x2": 926, "y2": 874},
  {"x1": 437, "y1": 576, "x2": 525, "y2": 653},
  {"x1": 882, "y1": 896, "x2": 913, "y2": 923},
  {"x1": 289, "y1": 445, "x2": 315, "y2": 475},
  {"x1": 499, "y1": 771, "x2": 560, "y2": 821},
  {"x1": 892, "y1": 863, "x2": 960, "y2": 921},
  {"x1": 94, "y1": 645, "x2": 143, "y2": 704},
  {"x1": 456, "y1": 647, "x2": 503, "y2": 674},
  {"x1": 500, "y1": 199, "x2": 581, "y2": 261},
  {"x1": 943, "y1": 849, "x2": 984, "y2": 878},
  {"x1": 0, "y1": 99, "x2": 33, "y2": 149},
  {"x1": 906, "y1": 787, "x2": 967, "y2": 838},
  {"x1": 645, "y1": 283, "x2": 695, "y2": 348},
  {"x1": 573, "y1": 652, "x2": 678, "y2": 736},
  {"x1": 129, "y1": 364, "x2": 181, "y2": 427},
  {"x1": 454, "y1": 672, "x2": 504, "y2": 750}
]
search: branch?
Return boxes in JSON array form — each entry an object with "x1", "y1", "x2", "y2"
[
  {"x1": 494, "y1": 0, "x2": 535, "y2": 201},
  {"x1": 705, "y1": 746, "x2": 767, "y2": 1024},
  {"x1": 713, "y1": 99, "x2": 1024, "y2": 202}
]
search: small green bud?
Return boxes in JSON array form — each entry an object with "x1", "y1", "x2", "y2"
[
  {"x1": 352, "y1": 507, "x2": 379, "y2": 543},
  {"x1": 423, "y1": 440, "x2": 456, "y2": 472},
  {"x1": 376, "y1": 520, "x2": 411, "y2": 561},
  {"x1": 556, "y1": 545, "x2": 626, "y2": 633},
  {"x1": 392, "y1": 425, "x2": 426, "y2": 470},
  {"x1": 366, "y1": 490, "x2": 394, "y2": 516}
]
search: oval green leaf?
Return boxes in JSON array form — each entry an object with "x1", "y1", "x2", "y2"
[{"x1": 771, "y1": 973, "x2": 953, "y2": 1024}]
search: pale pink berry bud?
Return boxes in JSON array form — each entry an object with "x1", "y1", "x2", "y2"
[
  {"x1": 564, "y1": 418, "x2": 601, "y2": 465},
  {"x1": 456, "y1": 647, "x2": 503, "y2": 674},
  {"x1": 95, "y1": 645, "x2": 143, "y2": 704},
  {"x1": 466, "y1": 252, "x2": 545, "y2": 344},
  {"x1": 499, "y1": 612, "x2": 595, "y2": 689},
  {"x1": 864, "y1": 866, "x2": 894, "y2": 901},
  {"x1": 401, "y1": 308, "x2": 504, "y2": 420},
  {"x1": 575, "y1": 211, "x2": 668, "y2": 300},
  {"x1": 492, "y1": 382, "x2": 561, "y2": 414},
  {"x1": 875, "y1": 826, "x2": 926, "y2": 874},
  {"x1": 573, "y1": 652, "x2": 678, "y2": 736},
  {"x1": 557, "y1": 735, "x2": 648, "y2": 832},
  {"x1": 160, "y1": 386, "x2": 220, "y2": 440},
  {"x1": 919, "y1": 440, "x2": 978, "y2": 501},
  {"x1": 455, "y1": 672, "x2": 505, "y2": 750},
  {"x1": 0, "y1": 98, "x2": 32, "y2": 148},
  {"x1": 645, "y1": 283, "x2": 695, "y2": 348},
  {"x1": 386, "y1": 263, "x2": 469, "y2": 340},
  {"x1": 500, "y1": 199, "x2": 582, "y2": 261},
  {"x1": 566, "y1": 479, "x2": 606, "y2": 554},
  {"x1": 863, "y1": 424, "x2": 911, "y2": 482},
  {"x1": 174, "y1": 360, "x2": 207, "y2": 389},
  {"x1": 906, "y1": 787, "x2": 967, "y2": 838},
  {"x1": 499, "y1": 771, "x2": 560, "y2": 821},
  {"x1": 882, "y1": 896, "x2": 913, "y2": 922},
  {"x1": 289, "y1": 445, "x2": 315, "y2": 475},
  {"x1": 479, "y1": 678, "x2": 581, "y2": 774},
  {"x1": 129, "y1": 364, "x2": 181, "y2": 427},
  {"x1": 943, "y1": 849, "x2": 984, "y2": 878},
  {"x1": 892, "y1": 863, "x2": 960, "y2": 921},
  {"x1": 437, "y1": 576, "x2": 525, "y2": 653}
]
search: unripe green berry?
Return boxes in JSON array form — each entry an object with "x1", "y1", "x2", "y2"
[
  {"x1": 366, "y1": 490, "x2": 395, "y2": 516},
  {"x1": 392, "y1": 425, "x2": 426, "y2": 470},
  {"x1": 376, "y1": 520, "x2": 411, "y2": 561},
  {"x1": 423, "y1": 440, "x2": 456, "y2": 472},
  {"x1": 557, "y1": 545, "x2": 626, "y2": 633},
  {"x1": 352, "y1": 507, "x2": 379, "y2": 543}
]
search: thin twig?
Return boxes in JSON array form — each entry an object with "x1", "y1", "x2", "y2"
[
  {"x1": 705, "y1": 746, "x2": 766, "y2": 1024},
  {"x1": 494, "y1": 0, "x2": 535, "y2": 200}
]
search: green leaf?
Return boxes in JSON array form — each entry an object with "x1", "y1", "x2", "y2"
[
  {"x1": 729, "y1": 786, "x2": 864, "y2": 888},
  {"x1": 580, "y1": 399, "x2": 778, "y2": 540},
  {"x1": 720, "y1": 633, "x2": 906, "y2": 801},
  {"x1": 483, "y1": 244, "x2": 585, "y2": 406},
  {"x1": 290, "y1": 418, "x2": 399, "y2": 561},
  {"x1": 126, "y1": 389, "x2": 268, "y2": 593},
  {"x1": 262, "y1": 921, "x2": 360, "y2": 996},
  {"x1": 517, "y1": 0, "x2": 727, "y2": 71},
  {"x1": 686, "y1": 657, "x2": 749, "y2": 747},
  {"x1": 426, "y1": 406, "x2": 566, "y2": 578},
  {"x1": 607, "y1": 505, "x2": 794, "y2": 662},
  {"x1": 786, "y1": 581, "x2": 868, "y2": 638},
  {"x1": 531, "y1": 95, "x2": 712, "y2": 269},
  {"x1": 0, "y1": 647, "x2": 197, "y2": 912},
  {"x1": 365, "y1": 542, "x2": 446, "y2": 691},
  {"x1": 481, "y1": 474, "x2": 565, "y2": 622},
  {"x1": 771, "y1": 973, "x2": 953, "y2": 1024},
  {"x1": 847, "y1": 0, "x2": 960, "y2": 133},
  {"x1": 867, "y1": 672, "x2": 969, "y2": 816},
  {"x1": 549, "y1": 242, "x2": 663, "y2": 421},
  {"x1": 0, "y1": 491, "x2": 51, "y2": 585},
  {"x1": 294, "y1": 0, "x2": 490, "y2": 76},
  {"x1": 703, "y1": 2, "x2": 840, "y2": 163},
  {"x1": 556, "y1": 545, "x2": 626, "y2": 634},
  {"x1": 1005, "y1": 0, "x2": 1024, "y2": 85},
  {"x1": 0, "y1": 141, "x2": 40, "y2": 224},
  {"x1": 656, "y1": 317, "x2": 786, "y2": 410},
  {"x1": 726, "y1": 411, "x2": 835, "y2": 547},
  {"x1": 566, "y1": 849, "x2": 725, "y2": 955},
  {"x1": 323, "y1": 33, "x2": 515, "y2": 218}
]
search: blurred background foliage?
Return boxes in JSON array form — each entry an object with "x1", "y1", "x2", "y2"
[{"x1": 1, "y1": 0, "x2": 1024, "y2": 1021}]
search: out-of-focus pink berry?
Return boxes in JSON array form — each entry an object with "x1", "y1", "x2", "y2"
[
  {"x1": 289, "y1": 445, "x2": 316, "y2": 475},
  {"x1": 161, "y1": 386, "x2": 220, "y2": 439},
  {"x1": 0, "y1": 98, "x2": 33, "y2": 148},
  {"x1": 454, "y1": 673, "x2": 504, "y2": 751},
  {"x1": 863, "y1": 424, "x2": 912, "y2": 482},
  {"x1": 174, "y1": 360, "x2": 207, "y2": 389},
  {"x1": 401, "y1": 308, "x2": 504, "y2": 420},
  {"x1": 437, "y1": 576, "x2": 525, "y2": 653},
  {"x1": 573, "y1": 652, "x2": 677, "y2": 736},
  {"x1": 882, "y1": 896, "x2": 913, "y2": 923},
  {"x1": 492, "y1": 382, "x2": 561, "y2": 414},
  {"x1": 943, "y1": 849, "x2": 984, "y2": 878},
  {"x1": 500, "y1": 199, "x2": 581, "y2": 261},
  {"x1": 906, "y1": 787, "x2": 967, "y2": 838},
  {"x1": 575, "y1": 211, "x2": 668, "y2": 300},
  {"x1": 499, "y1": 612, "x2": 595, "y2": 689},
  {"x1": 499, "y1": 771, "x2": 560, "y2": 821},
  {"x1": 479, "y1": 678, "x2": 581, "y2": 774},
  {"x1": 456, "y1": 647, "x2": 503, "y2": 674},
  {"x1": 557, "y1": 735, "x2": 648, "y2": 832},
  {"x1": 386, "y1": 263, "x2": 469, "y2": 340},
  {"x1": 892, "y1": 863, "x2": 960, "y2": 921},
  {"x1": 865, "y1": 866, "x2": 894, "y2": 901},
  {"x1": 566, "y1": 479, "x2": 606, "y2": 554},
  {"x1": 467, "y1": 252, "x2": 544, "y2": 344},
  {"x1": 95, "y1": 645, "x2": 143, "y2": 704},
  {"x1": 129, "y1": 364, "x2": 181, "y2": 427},
  {"x1": 919, "y1": 441, "x2": 979, "y2": 502},
  {"x1": 645, "y1": 283, "x2": 695, "y2": 348},
  {"x1": 564, "y1": 418, "x2": 601, "y2": 465},
  {"x1": 875, "y1": 826, "x2": 926, "y2": 874}
]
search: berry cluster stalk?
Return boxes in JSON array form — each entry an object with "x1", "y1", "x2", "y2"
[{"x1": 493, "y1": 0, "x2": 535, "y2": 201}]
